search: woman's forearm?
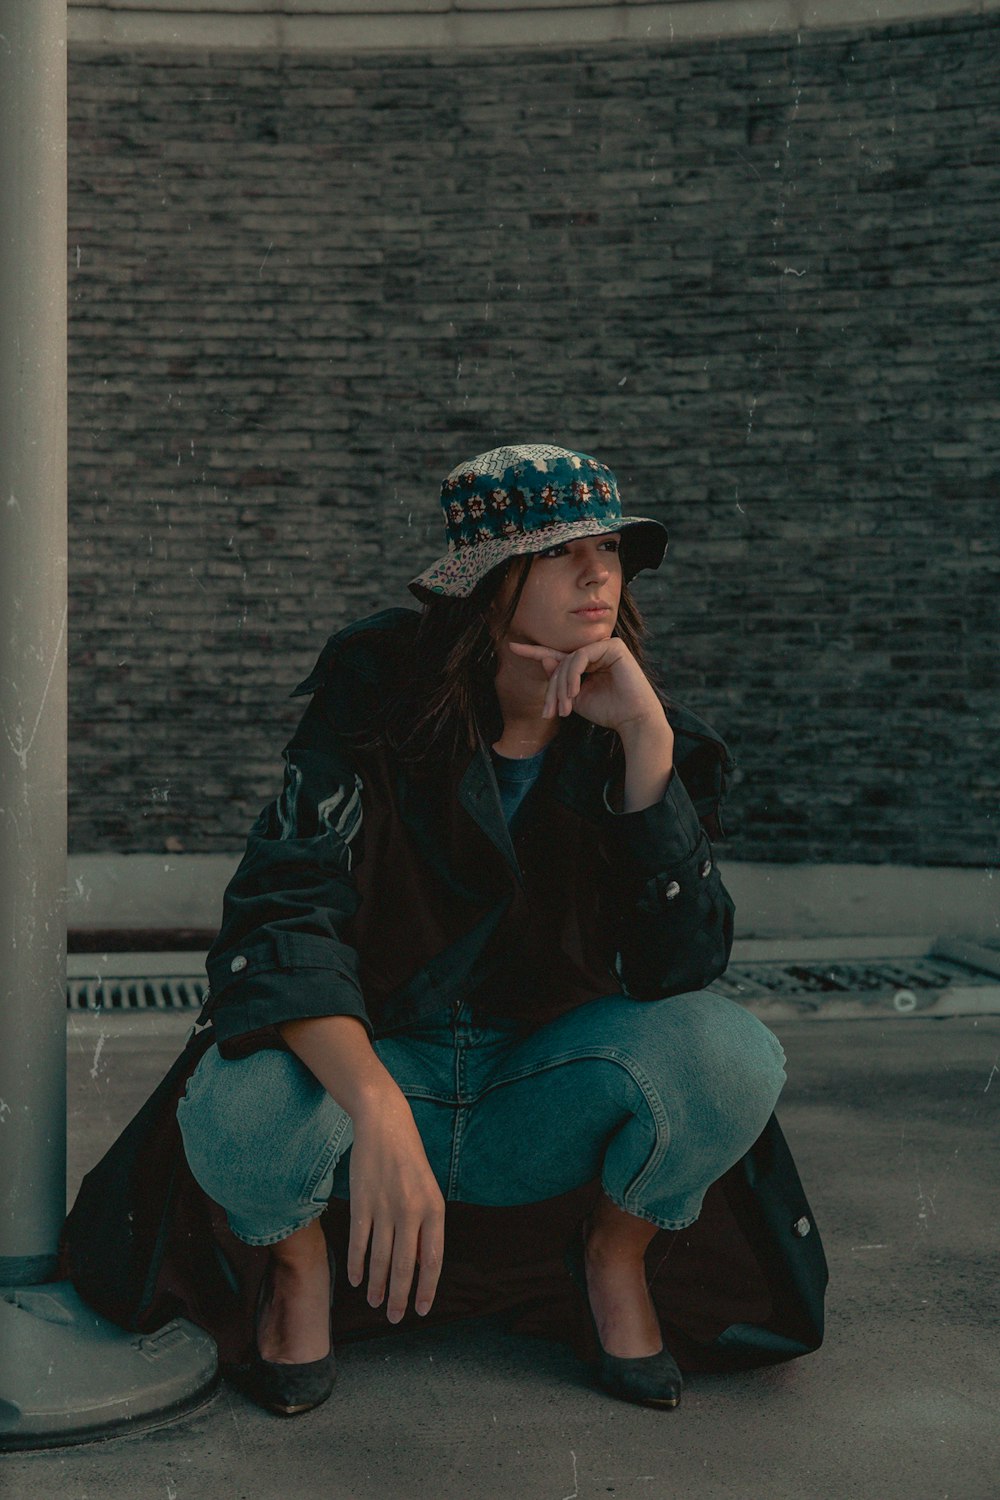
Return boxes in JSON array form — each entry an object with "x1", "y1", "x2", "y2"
[
  {"x1": 278, "y1": 1013, "x2": 401, "y2": 1122},
  {"x1": 618, "y1": 713, "x2": 675, "y2": 814}
]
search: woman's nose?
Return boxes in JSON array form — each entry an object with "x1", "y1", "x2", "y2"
[{"x1": 581, "y1": 554, "x2": 610, "y2": 584}]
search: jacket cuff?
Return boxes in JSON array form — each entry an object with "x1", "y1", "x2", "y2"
[
  {"x1": 601, "y1": 767, "x2": 705, "y2": 876},
  {"x1": 203, "y1": 930, "x2": 373, "y2": 1052},
  {"x1": 208, "y1": 970, "x2": 373, "y2": 1054}
]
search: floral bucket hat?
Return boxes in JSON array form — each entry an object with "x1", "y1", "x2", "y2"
[{"x1": 407, "y1": 443, "x2": 668, "y2": 603}]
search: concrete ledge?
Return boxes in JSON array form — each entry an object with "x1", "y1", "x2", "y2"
[
  {"x1": 69, "y1": 853, "x2": 238, "y2": 933},
  {"x1": 723, "y1": 861, "x2": 998, "y2": 941},
  {"x1": 67, "y1": 853, "x2": 998, "y2": 941},
  {"x1": 67, "y1": 0, "x2": 995, "y2": 52}
]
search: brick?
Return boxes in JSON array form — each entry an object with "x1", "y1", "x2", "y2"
[{"x1": 65, "y1": 14, "x2": 1000, "y2": 865}]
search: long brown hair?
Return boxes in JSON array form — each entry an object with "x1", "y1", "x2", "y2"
[{"x1": 349, "y1": 550, "x2": 667, "y2": 768}]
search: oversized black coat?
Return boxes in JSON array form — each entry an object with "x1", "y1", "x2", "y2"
[{"x1": 62, "y1": 609, "x2": 828, "y2": 1372}]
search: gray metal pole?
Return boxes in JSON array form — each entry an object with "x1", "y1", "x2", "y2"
[
  {"x1": 0, "y1": 0, "x2": 70, "y2": 1293},
  {"x1": 0, "y1": 2, "x2": 217, "y2": 1448}
]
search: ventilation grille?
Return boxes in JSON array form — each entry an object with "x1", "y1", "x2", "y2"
[
  {"x1": 66, "y1": 976, "x2": 207, "y2": 1012},
  {"x1": 65, "y1": 954, "x2": 996, "y2": 1015},
  {"x1": 719, "y1": 954, "x2": 995, "y2": 996},
  {"x1": 712, "y1": 953, "x2": 996, "y2": 1011}
]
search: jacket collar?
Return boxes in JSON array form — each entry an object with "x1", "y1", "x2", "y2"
[
  {"x1": 457, "y1": 729, "x2": 524, "y2": 888},
  {"x1": 457, "y1": 710, "x2": 608, "y2": 885},
  {"x1": 456, "y1": 690, "x2": 734, "y2": 882}
]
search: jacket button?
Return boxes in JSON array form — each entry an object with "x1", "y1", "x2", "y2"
[
  {"x1": 792, "y1": 1216, "x2": 811, "y2": 1238},
  {"x1": 664, "y1": 880, "x2": 681, "y2": 901},
  {"x1": 699, "y1": 858, "x2": 712, "y2": 878},
  {"x1": 230, "y1": 955, "x2": 248, "y2": 973}
]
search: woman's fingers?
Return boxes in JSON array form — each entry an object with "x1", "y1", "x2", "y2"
[
  {"x1": 507, "y1": 642, "x2": 566, "y2": 663},
  {"x1": 508, "y1": 640, "x2": 591, "y2": 719},
  {"x1": 542, "y1": 673, "x2": 557, "y2": 717},
  {"x1": 366, "y1": 1219, "x2": 396, "y2": 1309},
  {"x1": 414, "y1": 1210, "x2": 445, "y2": 1317},
  {"x1": 349, "y1": 1176, "x2": 445, "y2": 1320},
  {"x1": 544, "y1": 664, "x2": 564, "y2": 718},
  {"x1": 545, "y1": 654, "x2": 573, "y2": 717},
  {"x1": 560, "y1": 663, "x2": 574, "y2": 715},
  {"x1": 346, "y1": 1208, "x2": 372, "y2": 1291},
  {"x1": 385, "y1": 1232, "x2": 418, "y2": 1324},
  {"x1": 351, "y1": 1202, "x2": 445, "y2": 1321},
  {"x1": 346, "y1": 1100, "x2": 447, "y2": 1322},
  {"x1": 547, "y1": 650, "x2": 588, "y2": 717},
  {"x1": 564, "y1": 657, "x2": 584, "y2": 715}
]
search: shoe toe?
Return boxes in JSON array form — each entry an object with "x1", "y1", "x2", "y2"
[
  {"x1": 227, "y1": 1351, "x2": 337, "y2": 1417},
  {"x1": 598, "y1": 1349, "x2": 682, "y2": 1409}
]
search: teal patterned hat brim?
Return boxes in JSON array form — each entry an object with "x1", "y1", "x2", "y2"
[
  {"x1": 408, "y1": 513, "x2": 667, "y2": 602},
  {"x1": 407, "y1": 443, "x2": 668, "y2": 603}
]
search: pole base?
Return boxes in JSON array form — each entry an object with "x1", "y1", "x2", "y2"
[{"x1": 0, "y1": 1281, "x2": 219, "y2": 1451}]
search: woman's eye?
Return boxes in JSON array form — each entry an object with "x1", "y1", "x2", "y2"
[{"x1": 538, "y1": 539, "x2": 619, "y2": 559}]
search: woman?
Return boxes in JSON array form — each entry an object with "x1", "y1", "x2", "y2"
[
  {"x1": 63, "y1": 443, "x2": 826, "y2": 1421},
  {"x1": 171, "y1": 442, "x2": 794, "y2": 1416}
]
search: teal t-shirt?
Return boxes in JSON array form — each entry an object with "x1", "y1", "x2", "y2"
[{"x1": 490, "y1": 744, "x2": 549, "y2": 830}]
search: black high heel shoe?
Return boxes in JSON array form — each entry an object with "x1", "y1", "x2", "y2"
[
  {"x1": 230, "y1": 1239, "x2": 337, "y2": 1417},
  {"x1": 564, "y1": 1230, "x2": 682, "y2": 1410}
]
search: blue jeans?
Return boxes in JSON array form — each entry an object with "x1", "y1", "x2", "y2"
[{"x1": 177, "y1": 990, "x2": 786, "y2": 1247}]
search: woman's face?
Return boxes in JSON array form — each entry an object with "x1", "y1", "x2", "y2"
[{"x1": 491, "y1": 532, "x2": 624, "y2": 653}]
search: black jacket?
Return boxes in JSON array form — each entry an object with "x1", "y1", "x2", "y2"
[
  {"x1": 61, "y1": 609, "x2": 828, "y2": 1373},
  {"x1": 202, "y1": 607, "x2": 738, "y2": 1049}
]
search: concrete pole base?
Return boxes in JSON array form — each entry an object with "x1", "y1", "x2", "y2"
[{"x1": 0, "y1": 1283, "x2": 219, "y2": 1452}]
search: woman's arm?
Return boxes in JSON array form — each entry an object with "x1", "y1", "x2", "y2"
[
  {"x1": 278, "y1": 1014, "x2": 445, "y2": 1323},
  {"x1": 618, "y1": 711, "x2": 675, "y2": 813},
  {"x1": 506, "y1": 634, "x2": 735, "y2": 998},
  {"x1": 208, "y1": 626, "x2": 445, "y2": 1320},
  {"x1": 202, "y1": 703, "x2": 371, "y2": 1055},
  {"x1": 601, "y1": 723, "x2": 736, "y2": 1000}
]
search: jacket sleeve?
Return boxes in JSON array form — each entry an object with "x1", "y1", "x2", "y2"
[
  {"x1": 597, "y1": 732, "x2": 736, "y2": 1002},
  {"x1": 202, "y1": 694, "x2": 371, "y2": 1059}
]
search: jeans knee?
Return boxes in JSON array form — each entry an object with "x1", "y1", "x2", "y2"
[
  {"x1": 177, "y1": 1044, "x2": 339, "y2": 1224},
  {"x1": 635, "y1": 990, "x2": 786, "y2": 1135},
  {"x1": 749, "y1": 1010, "x2": 786, "y2": 1097},
  {"x1": 698, "y1": 994, "x2": 786, "y2": 1127}
]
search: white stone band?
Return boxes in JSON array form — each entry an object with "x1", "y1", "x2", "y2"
[{"x1": 68, "y1": 0, "x2": 999, "y2": 54}]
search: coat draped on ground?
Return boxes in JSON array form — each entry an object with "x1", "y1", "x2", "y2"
[{"x1": 61, "y1": 608, "x2": 828, "y2": 1372}]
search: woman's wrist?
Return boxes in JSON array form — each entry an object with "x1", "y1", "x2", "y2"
[
  {"x1": 616, "y1": 713, "x2": 675, "y2": 814},
  {"x1": 349, "y1": 1075, "x2": 410, "y2": 1127},
  {"x1": 279, "y1": 1013, "x2": 404, "y2": 1121}
]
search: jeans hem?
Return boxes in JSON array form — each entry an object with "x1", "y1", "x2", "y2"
[
  {"x1": 226, "y1": 1205, "x2": 328, "y2": 1249},
  {"x1": 603, "y1": 1183, "x2": 703, "y2": 1233}
]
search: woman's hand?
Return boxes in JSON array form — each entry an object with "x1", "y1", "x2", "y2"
[
  {"x1": 506, "y1": 636, "x2": 667, "y2": 739},
  {"x1": 278, "y1": 1014, "x2": 445, "y2": 1324},
  {"x1": 347, "y1": 1087, "x2": 446, "y2": 1323}
]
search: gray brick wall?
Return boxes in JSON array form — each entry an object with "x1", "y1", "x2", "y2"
[{"x1": 67, "y1": 15, "x2": 1000, "y2": 863}]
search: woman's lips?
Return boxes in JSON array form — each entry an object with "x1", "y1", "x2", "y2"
[{"x1": 573, "y1": 606, "x2": 611, "y2": 617}]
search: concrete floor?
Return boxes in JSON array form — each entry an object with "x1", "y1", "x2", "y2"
[{"x1": 5, "y1": 1011, "x2": 999, "y2": 1499}]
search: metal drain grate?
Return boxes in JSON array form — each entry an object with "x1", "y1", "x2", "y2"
[
  {"x1": 711, "y1": 953, "x2": 997, "y2": 1012},
  {"x1": 719, "y1": 954, "x2": 995, "y2": 1002},
  {"x1": 66, "y1": 976, "x2": 207, "y2": 1012},
  {"x1": 64, "y1": 952, "x2": 999, "y2": 1017}
]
